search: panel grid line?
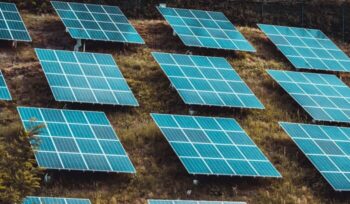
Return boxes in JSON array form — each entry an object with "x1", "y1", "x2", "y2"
[
  {"x1": 51, "y1": 1, "x2": 144, "y2": 44},
  {"x1": 157, "y1": 6, "x2": 255, "y2": 51},
  {"x1": 268, "y1": 69, "x2": 350, "y2": 123},
  {"x1": 259, "y1": 24, "x2": 350, "y2": 72},
  {"x1": 152, "y1": 52, "x2": 264, "y2": 109},
  {"x1": 17, "y1": 107, "x2": 136, "y2": 173},
  {"x1": 280, "y1": 122, "x2": 350, "y2": 191},
  {"x1": 151, "y1": 113, "x2": 281, "y2": 177},
  {"x1": 0, "y1": 2, "x2": 31, "y2": 41},
  {"x1": 35, "y1": 48, "x2": 138, "y2": 106}
]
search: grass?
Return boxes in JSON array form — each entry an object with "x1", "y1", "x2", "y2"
[{"x1": 0, "y1": 12, "x2": 350, "y2": 203}]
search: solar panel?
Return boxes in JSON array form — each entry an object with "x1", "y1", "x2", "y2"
[
  {"x1": 51, "y1": 1, "x2": 144, "y2": 44},
  {"x1": 148, "y1": 199, "x2": 246, "y2": 204},
  {"x1": 0, "y1": 2, "x2": 31, "y2": 42},
  {"x1": 280, "y1": 122, "x2": 350, "y2": 191},
  {"x1": 152, "y1": 52, "x2": 264, "y2": 109},
  {"x1": 23, "y1": 196, "x2": 91, "y2": 204},
  {"x1": 0, "y1": 70, "x2": 11, "y2": 100},
  {"x1": 267, "y1": 69, "x2": 350, "y2": 123},
  {"x1": 157, "y1": 6, "x2": 255, "y2": 52},
  {"x1": 35, "y1": 48, "x2": 138, "y2": 106},
  {"x1": 258, "y1": 24, "x2": 350, "y2": 72},
  {"x1": 17, "y1": 107, "x2": 136, "y2": 173},
  {"x1": 151, "y1": 113, "x2": 281, "y2": 177}
]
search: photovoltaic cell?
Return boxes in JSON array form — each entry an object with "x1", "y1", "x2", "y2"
[
  {"x1": 258, "y1": 24, "x2": 350, "y2": 72},
  {"x1": 35, "y1": 48, "x2": 138, "y2": 106},
  {"x1": 23, "y1": 196, "x2": 91, "y2": 204},
  {"x1": 17, "y1": 107, "x2": 136, "y2": 173},
  {"x1": 151, "y1": 113, "x2": 281, "y2": 177},
  {"x1": 280, "y1": 122, "x2": 350, "y2": 191},
  {"x1": 51, "y1": 1, "x2": 144, "y2": 44},
  {"x1": 0, "y1": 2, "x2": 31, "y2": 41},
  {"x1": 148, "y1": 199, "x2": 246, "y2": 204},
  {"x1": 268, "y1": 69, "x2": 350, "y2": 123},
  {"x1": 152, "y1": 52, "x2": 264, "y2": 109},
  {"x1": 157, "y1": 6, "x2": 255, "y2": 52},
  {"x1": 0, "y1": 70, "x2": 11, "y2": 100}
]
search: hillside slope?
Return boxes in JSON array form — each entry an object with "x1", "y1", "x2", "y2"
[{"x1": 1, "y1": 12, "x2": 350, "y2": 204}]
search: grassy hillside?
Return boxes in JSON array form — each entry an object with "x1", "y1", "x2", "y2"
[{"x1": 1, "y1": 12, "x2": 350, "y2": 203}]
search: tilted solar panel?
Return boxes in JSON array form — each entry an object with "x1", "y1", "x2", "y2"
[
  {"x1": 35, "y1": 48, "x2": 138, "y2": 106},
  {"x1": 258, "y1": 24, "x2": 350, "y2": 72},
  {"x1": 23, "y1": 196, "x2": 91, "y2": 204},
  {"x1": 157, "y1": 6, "x2": 255, "y2": 52},
  {"x1": 152, "y1": 52, "x2": 264, "y2": 109},
  {"x1": 51, "y1": 1, "x2": 144, "y2": 44},
  {"x1": 148, "y1": 199, "x2": 246, "y2": 204},
  {"x1": 151, "y1": 113, "x2": 281, "y2": 177},
  {"x1": 268, "y1": 69, "x2": 350, "y2": 123},
  {"x1": 0, "y1": 2, "x2": 31, "y2": 41},
  {"x1": 280, "y1": 122, "x2": 350, "y2": 191},
  {"x1": 0, "y1": 70, "x2": 11, "y2": 100},
  {"x1": 17, "y1": 107, "x2": 136, "y2": 173}
]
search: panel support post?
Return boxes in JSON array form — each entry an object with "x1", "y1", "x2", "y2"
[
  {"x1": 74, "y1": 39, "x2": 82, "y2": 51},
  {"x1": 12, "y1": 41, "x2": 17, "y2": 48}
]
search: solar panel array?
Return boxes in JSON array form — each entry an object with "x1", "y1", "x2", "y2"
[
  {"x1": 157, "y1": 7, "x2": 255, "y2": 52},
  {"x1": 148, "y1": 200, "x2": 246, "y2": 204},
  {"x1": 0, "y1": 70, "x2": 11, "y2": 100},
  {"x1": 0, "y1": 2, "x2": 31, "y2": 42},
  {"x1": 51, "y1": 1, "x2": 144, "y2": 44},
  {"x1": 258, "y1": 24, "x2": 350, "y2": 72},
  {"x1": 151, "y1": 113, "x2": 281, "y2": 177},
  {"x1": 35, "y1": 48, "x2": 138, "y2": 106},
  {"x1": 152, "y1": 52, "x2": 264, "y2": 109},
  {"x1": 280, "y1": 122, "x2": 350, "y2": 191},
  {"x1": 23, "y1": 196, "x2": 91, "y2": 204},
  {"x1": 268, "y1": 69, "x2": 350, "y2": 123},
  {"x1": 17, "y1": 107, "x2": 136, "y2": 173}
]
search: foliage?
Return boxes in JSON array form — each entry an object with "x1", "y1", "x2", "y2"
[{"x1": 0, "y1": 125, "x2": 42, "y2": 204}]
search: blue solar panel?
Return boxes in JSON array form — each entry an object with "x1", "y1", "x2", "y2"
[
  {"x1": 51, "y1": 1, "x2": 144, "y2": 44},
  {"x1": 0, "y1": 70, "x2": 11, "y2": 100},
  {"x1": 151, "y1": 113, "x2": 281, "y2": 177},
  {"x1": 258, "y1": 24, "x2": 350, "y2": 72},
  {"x1": 23, "y1": 196, "x2": 91, "y2": 204},
  {"x1": 35, "y1": 48, "x2": 138, "y2": 106},
  {"x1": 17, "y1": 107, "x2": 136, "y2": 173},
  {"x1": 268, "y1": 69, "x2": 350, "y2": 123},
  {"x1": 148, "y1": 199, "x2": 246, "y2": 204},
  {"x1": 157, "y1": 7, "x2": 255, "y2": 52},
  {"x1": 280, "y1": 122, "x2": 350, "y2": 191},
  {"x1": 152, "y1": 52, "x2": 264, "y2": 109},
  {"x1": 0, "y1": 2, "x2": 31, "y2": 41}
]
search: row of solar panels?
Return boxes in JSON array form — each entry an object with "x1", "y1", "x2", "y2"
[
  {"x1": 14, "y1": 104, "x2": 350, "y2": 191},
  {"x1": 2, "y1": 1, "x2": 350, "y2": 73},
  {"x1": 23, "y1": 196, "x2": 245, "y2": 204}
]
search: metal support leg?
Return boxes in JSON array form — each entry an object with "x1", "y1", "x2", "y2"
[
  {"x1": 12, "y1": 41, "x2": 17, "y2": 48},
  {"x1": 74, "y1": 39, "x2": 82, "y2": 51}
]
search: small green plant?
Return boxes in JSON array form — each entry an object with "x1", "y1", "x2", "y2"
[{"x1": 0, "y1": 125, "x2": 42, "y2": 204}]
